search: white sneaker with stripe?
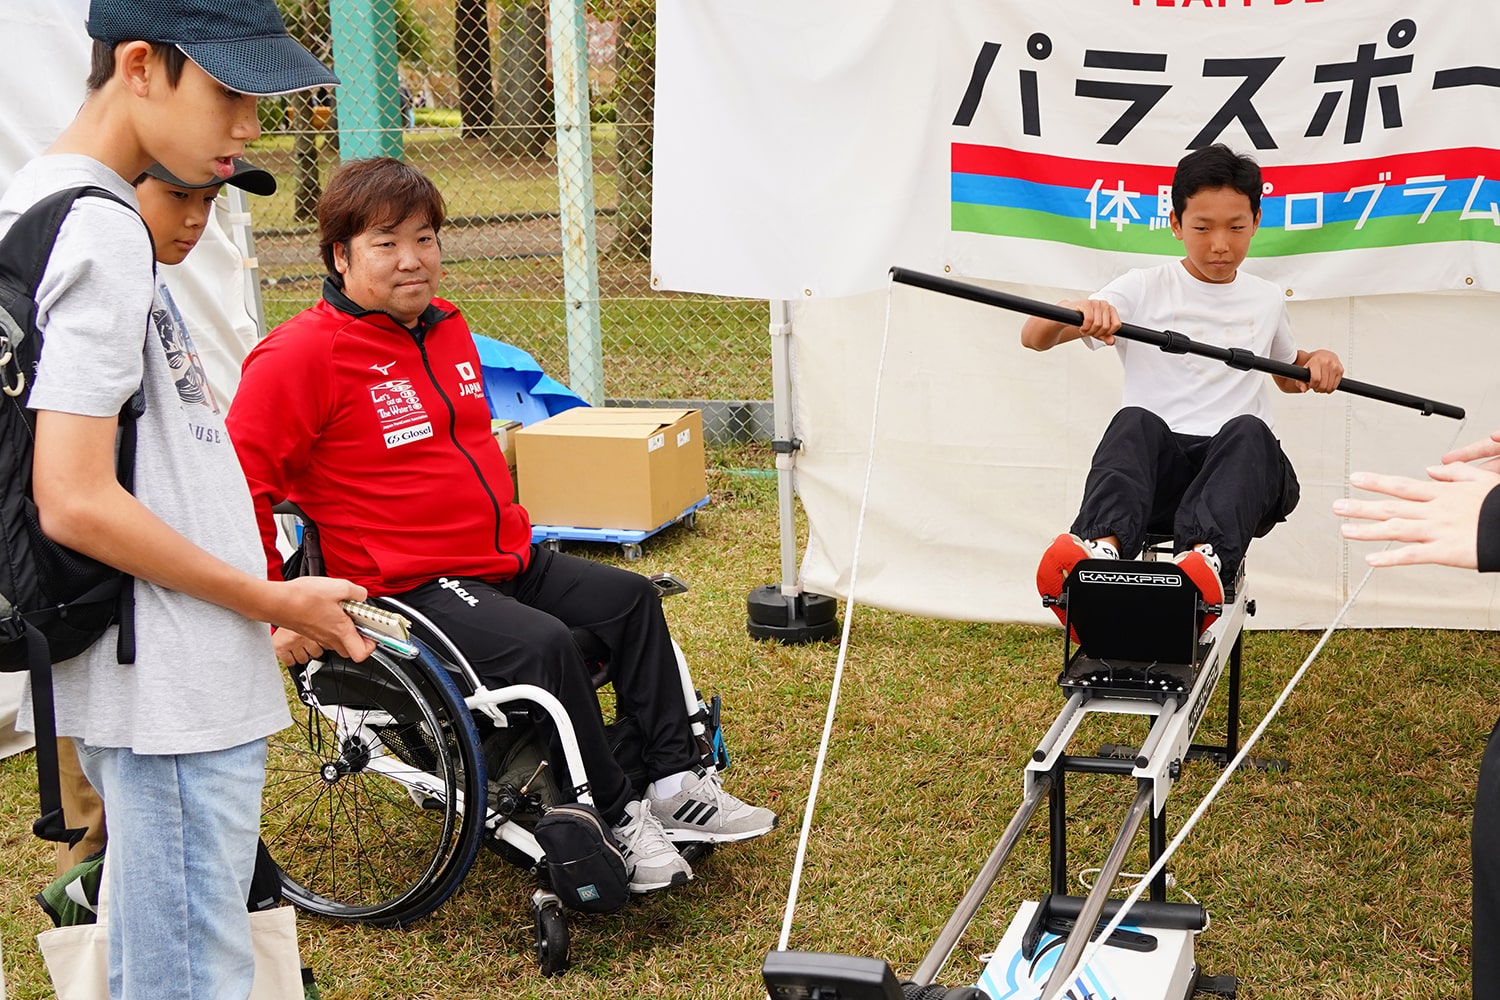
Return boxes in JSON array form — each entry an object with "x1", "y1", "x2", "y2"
[{"x1": 647, "y1": 771, "x2": 778, "y2": 844}]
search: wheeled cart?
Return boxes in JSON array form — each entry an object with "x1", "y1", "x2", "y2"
[{"x1": 531, "y1": 495, "x2": 709, "y2": 560}]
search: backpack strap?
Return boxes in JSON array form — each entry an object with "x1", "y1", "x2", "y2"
[
  {"x1": 0, "y1": 185, "x2": 132, "y2": 299},
  {"x1": 18, "y1": 616, "x2": 86, "y2": 845},
  {"x1": 115, "y1": 395, "x2": 141, "y2": 663}
]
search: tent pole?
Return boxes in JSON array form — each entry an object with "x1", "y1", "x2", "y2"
[
  {"x1": 772, "y1": 300, "x2": 798, "y2": 589},
  {"x1": 221, "y1": 187, "x2": 267, "y2": 341},
  {"x1": 746, "y1": 300, "x2": 838, "y2": 643}
]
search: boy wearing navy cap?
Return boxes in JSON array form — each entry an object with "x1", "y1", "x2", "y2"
[
  {"x1": 137, "y1": 158, "x2": 278, "y2": 266},
  {"x1": 1, "y1": 3, "x2": 373, "y2": 996}
]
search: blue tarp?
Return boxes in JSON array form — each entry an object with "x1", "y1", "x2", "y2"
[{"x1": 471, "y1": 335, "x2": 588, "y2": 425}]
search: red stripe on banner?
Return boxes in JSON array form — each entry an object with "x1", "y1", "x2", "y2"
[
  {"x1": 952, "y1": 145, "x2": 1169, "y2": 190},
  {"x1": 953, "y1": 144, "x2": 1500, "y2": 192}
]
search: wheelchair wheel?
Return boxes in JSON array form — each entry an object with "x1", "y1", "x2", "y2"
[
  {"x1": 262, "y1": 646, "x2": 487, "y2": 925},
  {"x1": 532, "y1": 894, "x2": 570, "y2": 975}
]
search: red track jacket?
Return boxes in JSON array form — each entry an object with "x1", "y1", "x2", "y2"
[{"x1": 228, "y1": 281, "x2": 533, "y2": 594}]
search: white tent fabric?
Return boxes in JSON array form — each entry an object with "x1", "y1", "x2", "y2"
[
  {"x1": 654, "y1": 0, "x2": 1500, "y2": 629},
  {"x1": 1, "y1": 1, "x2": 265, "y2": 755},
  {"x1": 791, "y1": 282, "x2": 1500, "y2": 630}
]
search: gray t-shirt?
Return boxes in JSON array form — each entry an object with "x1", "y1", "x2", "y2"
[{"x1": 1, "y1": 155, "x2": 289, "y2": 754}]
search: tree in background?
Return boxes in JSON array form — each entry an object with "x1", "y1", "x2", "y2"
[
  {"x1": 454, "y1": 0, "x2": 498, "y2": 145},
  {"x1": 277, "y1": 0, "x2": 431, "y2": 219},
  {"x1": 601, "y1": 0, "x2": 653, "y2": 259},
  {"x1": 497, "y1": 1, "x2": 551, "y2": 159}
]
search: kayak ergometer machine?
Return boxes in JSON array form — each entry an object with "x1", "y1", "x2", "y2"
[
  {"x1": 767, "y1": 550, "x2": 1251, "y2": 1000},
  {"x1": 761, "y1": 269, "x2": 1465, "y2": 1000}
]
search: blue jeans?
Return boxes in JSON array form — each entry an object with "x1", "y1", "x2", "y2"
[{"x1": 76, "y1": 739, "x2": 267, "y2": 1000}]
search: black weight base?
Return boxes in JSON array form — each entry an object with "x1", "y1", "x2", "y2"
[
  {"x1": 747, "y1": 584, "x2": 839, "y2": 644},
  {"x1": 1195, "y1": 972, "x2": 1237, "y2": 997}
]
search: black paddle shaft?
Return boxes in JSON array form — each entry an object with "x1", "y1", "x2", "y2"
[{"x1": 889, "y1": 266, "x2": 1464, "y2": 420}]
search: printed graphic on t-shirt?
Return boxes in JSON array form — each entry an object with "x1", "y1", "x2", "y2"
[
  {"x1": 151, "y1": 284, "x2": 219, "y2": 415},
  {"x1": 369, "y1": 378, "x2": 433, "y2": 448},
  {"x1": 455, "y1": 361, "x2": 484, "y2": 400}
]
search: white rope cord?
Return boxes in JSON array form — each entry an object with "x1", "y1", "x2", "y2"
[
  {"x1": 1042, "y1": 416, "x2": 1472, "y2": 1000},
  {"x1": 775, "y1": 287, "x2": 898, "y2": 952}
]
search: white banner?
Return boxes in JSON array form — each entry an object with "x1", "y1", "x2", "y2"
[
  {"x1": 654, "y1": 0, "x2": 1500, "y2": 630},
  {"x1": 655, "y1": 0, "x2": 1500, "y2": 301}
]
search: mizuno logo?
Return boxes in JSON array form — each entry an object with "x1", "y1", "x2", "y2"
[
  {"x1": 1077, "y1": 571, "x2": 1181, "y2": 587},
  {"x1": 370, "y1": 361, "x2": 396, "y2": 375}
]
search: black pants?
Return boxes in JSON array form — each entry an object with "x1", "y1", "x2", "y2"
[
  {"x1": 394, "y1": 546, "x2": 699, "y2": 825},
  {"x1": 1071, "y1": 407, "x2": 1299, "y2": 582},
  {"x1": 1476, "y1": 718, "x2": 1500, "y2": 999}
]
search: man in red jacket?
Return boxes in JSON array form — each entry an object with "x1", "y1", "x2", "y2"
[{"x1": 227, "y1": 158, "x2": 775, "y2": 895}]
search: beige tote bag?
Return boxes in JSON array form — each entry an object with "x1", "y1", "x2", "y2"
[{"x1": 37, "y1": 872, "x2": 304, "y2": 1000}]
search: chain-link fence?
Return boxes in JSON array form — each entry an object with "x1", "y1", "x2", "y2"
[{"x1": 251, "y1": 0, "x2": 771, "y2": 449}]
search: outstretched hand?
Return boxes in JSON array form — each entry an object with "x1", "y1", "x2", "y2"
[
  {"x1": 1333, "y1": 462, "x2": 1500, "y2": 569},
  {"x1": 1442, "y1": 428, "x2": 1500, "y2": 472}
]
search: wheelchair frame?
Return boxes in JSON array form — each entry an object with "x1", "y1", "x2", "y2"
[{"x1": 261, "y1": 551, "x2": 722, "y2": 976}]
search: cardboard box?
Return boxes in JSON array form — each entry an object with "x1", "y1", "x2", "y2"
[
  {"x1": 515, "y1": 408, "x2": 706, "y2": 529},
  {"x1": 491, "y1": 419, "x2": 522, "y2": 497}
]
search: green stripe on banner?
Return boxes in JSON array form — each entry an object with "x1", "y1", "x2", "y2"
[
  {"x1": 951, "y1": 204, "x2": 1178, "y2": 254},
  {"x1": 952, "y1": 203, "x2": 1500, "y2": 257}
]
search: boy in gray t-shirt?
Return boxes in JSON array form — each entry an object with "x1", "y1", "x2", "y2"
[
  {"x1": 4, "y1": 2, "x2": 374, "y2": 996},
  {"x1": 42, "y1": 156, "x2": 286, "y2": 878}
]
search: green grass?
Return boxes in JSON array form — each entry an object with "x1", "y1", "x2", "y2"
[
  {"x1": 259, "y1": 257, "x2": 771, "y2": 403},
  {"x1": 245, "y1": 122, "x2": 619, "y2": 230},
  {"x1": 0, "y1": 472, "x2": 1490, "y2": 998}
]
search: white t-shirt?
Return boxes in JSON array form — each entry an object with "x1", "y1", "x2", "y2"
[
  {"x1": 2, "y1": 154, "x2": 289, "y2": 755},
  {"x1": 1088, "y1": 260, "x2": 1296, "y2": 436}
]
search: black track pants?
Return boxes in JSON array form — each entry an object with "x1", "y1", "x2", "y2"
[
  {"x1": 394, "y1": 546, "x2": 699, "y2": 825},
  {"x1": 1070, "y1": 406, "x2": 1299, "y2": 581}
]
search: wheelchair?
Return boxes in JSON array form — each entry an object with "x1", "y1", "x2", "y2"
[{"x1": 259, "y1": 506, "x2": 729, "y2": 974}]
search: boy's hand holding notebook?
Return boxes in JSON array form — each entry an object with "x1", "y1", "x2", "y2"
[{"x1": 341, "y1": 600, "x2": 419, "y2": 658}]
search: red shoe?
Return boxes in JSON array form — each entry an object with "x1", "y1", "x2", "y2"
[
  {"x1": 1037, "y1": 533, "x2": 1093, "y2": 631},
  {"x1": 1173, "y1": 548, "x2": 1224, "y2": 634}
]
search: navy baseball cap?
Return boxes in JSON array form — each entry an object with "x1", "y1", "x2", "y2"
[
  {"x1": 87, "y1": 0, "x2": 340, "y2": 97},
  {"x1": 143, "y1": 158, "x2": 278, "y2": 196}
]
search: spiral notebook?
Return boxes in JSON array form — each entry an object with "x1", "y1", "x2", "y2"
[{"x1": 341, "y1": 601, "x2": 417, "y2": 657}]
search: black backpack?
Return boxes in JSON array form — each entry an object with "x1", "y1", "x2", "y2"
[{"x1": 0, "y1": 185, "x2": 144, "y2": 844}]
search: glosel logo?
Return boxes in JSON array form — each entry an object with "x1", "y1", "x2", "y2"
[
  {"x1": 456, "y1": 361, "x2": 476, "y2": 380},
  {"x1": 438, "y1": 577, "x2": 479, "y2": 607},
  {"x1": 383, "y1": 421, "x2": 433, "y2": 448},
  {"x1": 1077, "y1": 570, "x2": 1181, "y2": 587}
]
